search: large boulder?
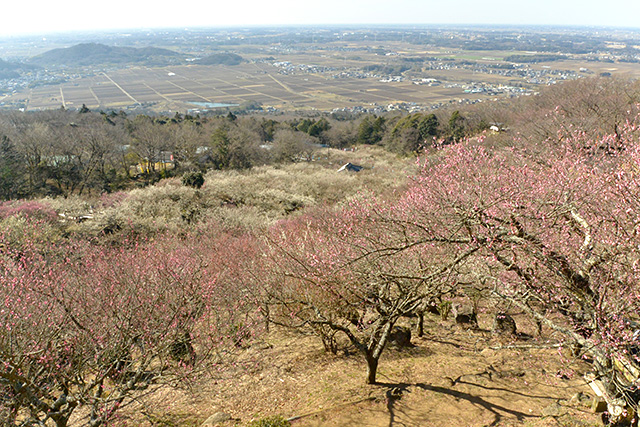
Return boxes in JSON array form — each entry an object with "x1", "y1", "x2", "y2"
[
  {"x1": 451, "y1": 303, "x2": 478, "y2": 329},
  {"x1": 492, "y1": 313, "x2": 517, "y2": 336},
  {"x1": 388, "y1": 326, "x2": 413, "y2": 347}
]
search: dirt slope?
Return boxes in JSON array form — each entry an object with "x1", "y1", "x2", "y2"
[{"x1": 127, "y1": 314, "x2": 602, "y2": 427}]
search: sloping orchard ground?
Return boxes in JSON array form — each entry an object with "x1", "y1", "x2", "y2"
[{"x1": 128, "y1": 313, "x2": 601, "y2": 427}]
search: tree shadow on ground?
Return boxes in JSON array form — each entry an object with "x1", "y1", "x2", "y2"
[
  {"x1": 377, "y1": 381, "x2": 539, "y2": 427},
  {"x1": 420, "y1": 337, "x2": 463, "y2": 349},
  {"x1": 455, "y1": 378, "x2": 566, "y2": 399}
]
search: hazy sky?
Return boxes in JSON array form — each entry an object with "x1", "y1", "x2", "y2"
[{"x1": 2, "y1": 0, "x2": 639, "y2": 37}]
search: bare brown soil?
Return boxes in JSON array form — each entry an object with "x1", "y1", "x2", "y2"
[{"x1": 125, "y1": 312, "x2": 602, "y2": 427}]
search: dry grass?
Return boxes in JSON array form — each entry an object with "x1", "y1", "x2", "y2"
[{"x1": 28, "y1": 146, "x2": 412, "y2": 238}]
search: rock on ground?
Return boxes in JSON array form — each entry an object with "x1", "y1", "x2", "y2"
[{"x1": 201, "y1": 412, "x2": 231, "y2": 426}]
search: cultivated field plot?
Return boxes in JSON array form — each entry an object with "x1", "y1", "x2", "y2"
[{"x1": 9, "y1": 61, "x2": 489, "y2": 112}]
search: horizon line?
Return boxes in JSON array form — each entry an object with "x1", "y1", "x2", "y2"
[{"x1": 2, "y1": 22, "x2": 640, "y2": 39}]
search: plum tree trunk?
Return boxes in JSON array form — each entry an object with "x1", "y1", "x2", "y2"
[
  {"x1": 364, "y1": 321, "x2": 394, "y2": 384},
  {"x1": 366, "y1": 353, "x2": 379, "y2": 384}
]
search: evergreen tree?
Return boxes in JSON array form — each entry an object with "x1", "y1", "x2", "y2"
[
  {"x1": 418, "y1": 113, "x2": 439, "y2": 139},
  {"x1": 211, "y1": 127, "x2": 231, "y2": 169},
  {"x1": 0, "y1": 136, "x2": 24, "y2": 200},
  {"x1": 448, "y1": 110, "x2": 465, "y2": 142}
]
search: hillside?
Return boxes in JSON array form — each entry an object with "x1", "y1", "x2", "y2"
[
  {"x1": 26, "y1": 42, "x2": 184, "y2": 67},
  {"x1": 196, "y1": 52, "x2": 244, "y2": 66},
  {"x1": 127, "y1": 315, "x2": 599, "y2": 427},
  {"x1": 0, "y1": 58, "x2": 39, "y2": 79},
  {"x1": 2, "y1": 78, "x2": 640, "y2": 427}
]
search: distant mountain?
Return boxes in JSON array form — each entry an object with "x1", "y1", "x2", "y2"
[
  {"x1": 27, "y1": 43, "x2": 184, "y2": 67},
  {"x1": 197, "y1": 53, "x2": 244, "y2": 66},
  {"x1": 0, "y1": 58, "x2": 39, "y2": 79}
]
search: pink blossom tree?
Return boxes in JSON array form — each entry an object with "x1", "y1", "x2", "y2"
[
  {"x1": 0, "y1": 231, "x2": 256, "y2": 426},
  {"x1": 262, "y1": 203, "x2": 476, "y2": 384},
  {"x1": 398, "y1": 116, "x2": 640, "y2": 422},
  {"x1": 262, "y1": 110, "x2": 640, "y2": 414}
]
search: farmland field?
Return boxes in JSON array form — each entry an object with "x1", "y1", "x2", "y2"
[
  {"x1": 3, "y1": 62, "x2": 492, "y2": 112},
  {"x1": 3, "y1": 29, "x2": 640, "y2": 113}
]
